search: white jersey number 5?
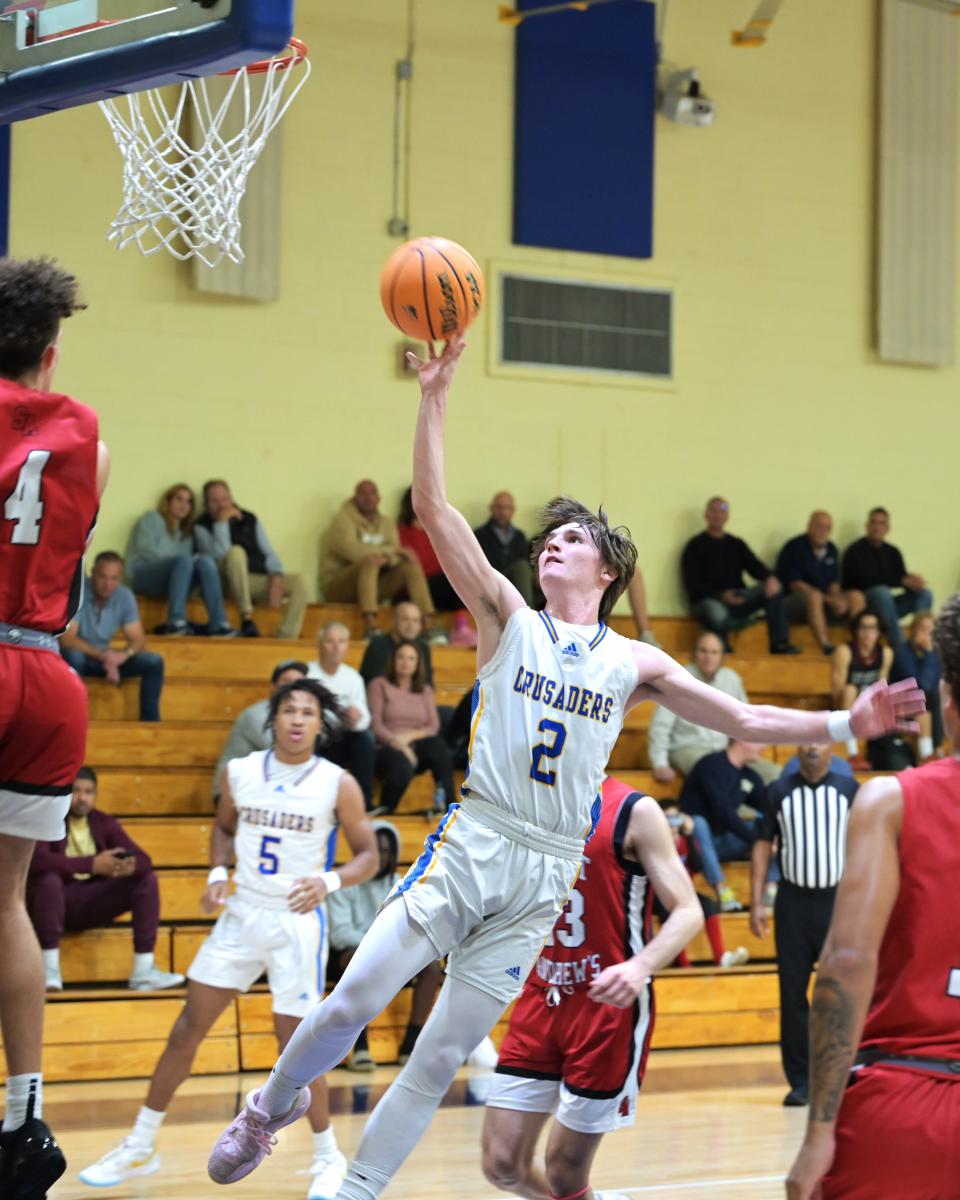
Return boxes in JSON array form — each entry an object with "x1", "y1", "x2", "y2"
[{"x1": 4, "y1": 450, "x2": 51, "y2": 546}]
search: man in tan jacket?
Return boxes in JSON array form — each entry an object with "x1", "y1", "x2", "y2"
[{"x1": 322, "y1": 480, "x2": 435, "y2": 638}]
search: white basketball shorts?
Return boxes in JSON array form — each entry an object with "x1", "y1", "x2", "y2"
[
  {"x1": 187, "y1": 894, "x2": 328, "y2": 1017},
  {"x1": 385, "y1": 798, "x2": 583, "y2": 1005}
]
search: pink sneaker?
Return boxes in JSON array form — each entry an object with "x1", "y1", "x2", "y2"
[{"x1": 207, "y1": 1086, "x2": 310, "y2": 1184}]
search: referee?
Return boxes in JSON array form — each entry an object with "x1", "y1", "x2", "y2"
[{"x1": 750, "y1": 743, "x2": 858, "y2": 1106}]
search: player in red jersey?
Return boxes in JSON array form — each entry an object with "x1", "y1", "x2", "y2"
[
  {"x1": 787, "y1": 593, "x2": 960, "y2": 1200},
  {"x1": 481, "y1": 775, "x2": 704, "y2": 1200},
  {"x1": 0, "y1": 257, "x2": 108, "y2": 1199}
]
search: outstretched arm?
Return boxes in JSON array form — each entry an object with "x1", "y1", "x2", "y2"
[
  {"x1": 629, "y1": 643, "x2": 925, "y2": 745},
  {"x1": 785, "y1": 777, "x2": 902, "y2": 1200},
  {"x1": 409, "y1": 337, "x2": 526, "y2": 663}
]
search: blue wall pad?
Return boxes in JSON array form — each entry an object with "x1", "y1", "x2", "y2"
[{"x1": 513, "y1": 0, "x2": 657, "y2": 259}]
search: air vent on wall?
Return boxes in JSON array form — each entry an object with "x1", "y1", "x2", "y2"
[{"x1": 500, "y1": 274, "x2": 672, "y2": 379}]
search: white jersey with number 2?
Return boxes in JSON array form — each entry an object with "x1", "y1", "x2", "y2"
[
  {"x1": 461, "y1": 608, "x2": 639, "y2": 842},
  {"x1": 228, "y1": 750, "x2": 342, "y2": 909}
]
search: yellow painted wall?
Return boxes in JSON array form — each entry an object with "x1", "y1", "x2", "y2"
[{"x1": 8, "y1": 0, "x2": 959, "y2": 614}]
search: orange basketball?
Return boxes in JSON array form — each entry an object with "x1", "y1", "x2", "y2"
[{"x1": 379, "y1": 236, "x2": 485, "y2": 342}]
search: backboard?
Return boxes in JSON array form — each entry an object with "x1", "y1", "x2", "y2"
[{"x1": 0, "y1": 0, "x2": 294, "y2": 123}]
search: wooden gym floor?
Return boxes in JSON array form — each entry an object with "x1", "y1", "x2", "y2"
[{"x1": 45, "y1": 1046, "x2": 799, "y2": 1199}]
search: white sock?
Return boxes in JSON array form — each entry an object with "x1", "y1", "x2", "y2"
[
  {"x1": 313, "y1": 1126, "x2": 338, "y2": 1159},
  {"x1": 337, "y1": 1160, "x2": 391, "y2": 1200},
  {"x1": 919, "y1": 735, "x2": 934, "y2": 758},
  {"x1": 4, "y1": 1074, "x2": 42, "y2": 1130},
  {"x1": 42, "y1": 949, "x2": 60, "y2": 972},
  {"x1": 129, "y1": 1105, "x2": 165, "y2": 1149},
  {"x1": 132, "y1": 953, "x2": 155, "y2": 976},
  {"x1": 845, "y1": 737, "x2": 859, "y2": 756}
]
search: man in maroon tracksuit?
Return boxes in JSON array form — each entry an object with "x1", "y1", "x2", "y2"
[{"x1": 27, "y1": 766, "x2": 183, "y2": 993}]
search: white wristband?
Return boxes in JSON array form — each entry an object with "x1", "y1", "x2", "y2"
[
  {"x1": 320, "y1": 870, "x2": 342, "y2": 896},
  {"x1": 207, "y1": 866, "x2": 229, "y2": 886},
  {"x1": 827, "y1": 710, "x2": 853, "y2": 742}
]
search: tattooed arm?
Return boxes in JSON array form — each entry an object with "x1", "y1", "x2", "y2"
[{"x1": 785, "y1": 777, "x2": 903, "y2": 1200}]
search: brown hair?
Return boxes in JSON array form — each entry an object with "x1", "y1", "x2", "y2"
[
  {"x1": 386, "y1": 638, "x2": 427, "y2": 693},
  {"x1": 934, "y1": 595, "x2": 960, "y2": 707},
  {"x1": 0, "y1": 257, "x2": 86, "y2": 379},
  {"x1": 158, "y1": 483, "x2": 196, "y2": 534},
  {"x1": 530, "y1": 496, "x2": 637, "y2": 621}
]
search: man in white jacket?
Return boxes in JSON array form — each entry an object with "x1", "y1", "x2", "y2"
[
  {"x1": 308, "y1": 622, "x2": 376, "y2": 808},
  {"x1": 327, "y1": 821, "x2": 442, "y2": 1068}
]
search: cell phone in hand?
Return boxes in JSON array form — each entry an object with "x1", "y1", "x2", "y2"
[{"x1": 113, "y1": 849, "x2": 132, "y2": 859}]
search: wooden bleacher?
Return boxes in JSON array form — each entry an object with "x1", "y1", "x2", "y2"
[{"x1": 48, "y1": 603, "x2": 868, "y2": 1079}]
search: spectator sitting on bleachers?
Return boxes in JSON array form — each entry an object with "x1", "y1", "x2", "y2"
[
  {"x1": 841, "y1": 506, "x2": 933, "y2": 650},
  {"x1": 648, "y1": 631, "x2": 779, "y2": 785},
  {"x1": 472, "y1": 490, "x2": 534, "y2": 605},
  {"x1": 777, "y1": 510, "x2": 855, "y2": 656},
  {"x1": 211, "y1": 660, "x2": 308, "y2": 802},
  {"x1": 60, "y1": 551, "x2": 165, "y2": 721},
  {"x1": 367, "y1": 639, "x2": 455, "y2": 815},
  {"x1": 398, "y1": 486, "x2": 475, "y2": 648},
  {"x1": 307, "y1": 622, "x2": 375, "y2": 809},
  {"x1": 359, "y1": 601, "x2": 434, "y2": 688},
  {"x1": 27, "y1": 766, "x2": 184, "y2": 992},
  {"x1": 328, "y1": 820, "x2": 443, "y2": 1070},
  {"x1": 830, "y1": 610, "x2": 893, "y2": 769},
  {"x1": 124, "y1": 483, "x2": 236, "y2": 637},
  {"x1": 193, "y1": 479, "x2": 307, "y2": 639},
  {"x1": 679, "y1": 740, "x2": 770, "y2": 913},
  {"x1": 681, "y1": 495, "x2": 797, "y2": 655},
  {"x1": 658, "y1": 802, "x2": 749, "y2": 969},
  {"x1": 321, "y1": 479, "x2": 437, "y2": 641},
  {"x1": 892, "y1": 610, "x2": 942, "y2": 763}
]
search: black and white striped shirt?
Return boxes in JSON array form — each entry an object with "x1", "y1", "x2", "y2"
[{"x1": 758, "y1": 770, "x2": 859, "y2": 889}]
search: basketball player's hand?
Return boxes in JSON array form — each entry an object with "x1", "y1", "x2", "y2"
[
  {"x1": 749, "y1": 904, "x2": 768, "y2": 940},
  {"x1": 200, "y1": 881, "x2": 229, "y2": 913},
  {"x1": 287, "y1": 876, "x2": 327, "y2": 913},
  {"x1": 786, "y1": 1127, "x2": 836, "y2": 1199},
  {"x1": 588, "y1": 961, "x2": 650, "y2": 1008},
  {"x1": 849, "y1": 678, "x2": 925, "y2": 738},
  {"x1": 405, "y1": 334, "x2": 467, "y2": 397}
]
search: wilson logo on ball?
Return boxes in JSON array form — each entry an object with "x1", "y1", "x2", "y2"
[{"x1": 380, "y1": 236, "x2": 485, "y2": 343}]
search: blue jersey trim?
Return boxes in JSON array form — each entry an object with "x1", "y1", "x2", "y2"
[
  {"x1": 538, "y1": 610, "x2": 559, "y2": 643},
  {"x1": 588, "y1": 622, "x2": 607, "y2": 651},
  {"x1": 396, "y1": 804, "x2": 460, "y2": 895},
  {"x1": 323, "y1": 825, "x2": 338, "y2": 872}
]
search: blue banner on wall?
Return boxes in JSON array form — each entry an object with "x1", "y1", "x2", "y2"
[{"x1": 513, "y1": 0, "x2": 657, "y2": 259}]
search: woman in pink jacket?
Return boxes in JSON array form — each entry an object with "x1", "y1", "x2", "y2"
[{"x1": 367, "y1": 640, "x2": 456, "y2": 815}]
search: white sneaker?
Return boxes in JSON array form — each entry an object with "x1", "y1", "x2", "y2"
[
  {"x1": 45, "y1": 965, "x2": 63, "y2": 991},
  {"x1": 79, "y1": 1139, "x2": 160, "y2": 1186},
  {"x1": 307, "y1": 1149, "x2": 347, "y2": 1200},
  {"x1": 466, "y1": 1035, "x2": 498, "y2": 1069},
  {"x1": 720, "y1": 946, "x2": 750, "y2": 968},
  {"x1": 128, "y1": 967, "x2": 186, "y2": 991}
]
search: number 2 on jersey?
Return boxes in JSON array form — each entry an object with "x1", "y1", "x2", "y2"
[
  {"x1": 3, "y1": 449, "x2": 51, "y2": 545},
  {"x1": 258, "y1": 835, "x2": 281, "y2": 875},
  {"x1": 529, "y1": 718, "x2": 567, "y2": 786}
]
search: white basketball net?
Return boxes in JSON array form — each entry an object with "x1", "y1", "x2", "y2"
[{"x1": 98, "y1": 43, "x2": 310, "y2": 268}]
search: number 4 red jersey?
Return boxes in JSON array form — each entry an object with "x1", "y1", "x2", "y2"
[
  {"x1": 860, "y1": 757, "x2": 960, "y2": 1060},
  {"x1": 0, "y1": 379, "x2": 99, "y2": 634}
]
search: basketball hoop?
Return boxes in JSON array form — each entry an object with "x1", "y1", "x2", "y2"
[{"x1": 98, "y1": 38, "x2": 310, "y2": 267}]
